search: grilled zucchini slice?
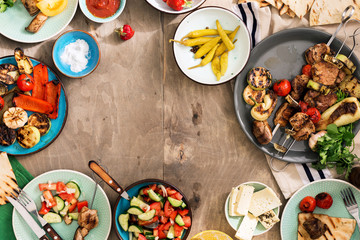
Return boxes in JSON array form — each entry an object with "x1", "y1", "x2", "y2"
[
  {"x1": 14, "y1": 48, "x2": 33, "y2": 75},
  {"x1": 247, "y1": 67, "x2": 272, "y2": 90},
  {"x1": 16, "y1": 125, "x2": 40, "y2": 148},
  {"x1": 28, "y1": 113, "x2": 51, "y2": 136},
  {"x1": 0, "y1": 124, "x2": 16, "y2": 146}
]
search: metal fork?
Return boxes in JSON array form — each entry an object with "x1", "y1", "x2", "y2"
[
  {"x1": 15, "y1": 188, "x2": 63, "y2": 240},
  {"x1": 340, "y1": 188, "x2": 360, "y2": 229}
]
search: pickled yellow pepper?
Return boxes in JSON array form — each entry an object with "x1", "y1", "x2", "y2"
[
  {"x1": 169, "y1": 37, "x2": 214, "y2": 47},
  {"x1": 189, "y1": 44, "x2": 219, "y2": 69},
  {"x1": 211, "y1": 56, "x2": 221, "y2": 81},
  {"x1": 194, "y1": 37, "x2": 221, "y2": 59},
  {"x1": 216, "y1": 20, "x2": 234, "y2": 51},
  {"x1": 181, "y1": 29, "x2": 232, "y2": 41},
  {"x1": 220, "y1": 52, "x2": 228, "y2": 76},
  {"x1": 215, "y1": 25, "x2": 240, "y2": 57}
]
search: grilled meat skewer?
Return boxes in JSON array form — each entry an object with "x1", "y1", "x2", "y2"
[{"x1": 253, "y1": 120, "x2": 272, "y2": 145}]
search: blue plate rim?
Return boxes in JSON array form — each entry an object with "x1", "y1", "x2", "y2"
[{"x1": 0, "y1": 55, "x2": 68, "y2": 156}]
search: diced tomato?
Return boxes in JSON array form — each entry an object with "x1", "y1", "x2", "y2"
[
  {"x1": 170, "y1": 192, "x2": 183, "y2": 200},
  {"x1": 77, "y1": 201, "x2": 88, "y2": 212},
  {"x1": 39, "y1": 202, "x2": 50, "y2": 215},
  {"x1": 150, "y1": 202, "x2": 161, "y2": 215},
  {"x1": 38, "y1": 183, "x2": 57, "y2": 191},
  {"x1": 158, "y1": 230, "x2": 167, "y2": 239},
  {"x1": 159, "y1": 210, "x2": 165, "y2": 217},
  {"x1": 164, "y1": 200, "x2": 174, "y2": 217},
  {"x1": 175, "y1": 238, "x2": 181, "y2": 240},
  {"x1": 174, "y1": 224, "x2": 184, "y2": 237},
  {"x1": 160, "y1": 216, "x2": 169, "y2": 224},
  {"x1": 178, "y1": 209, "x2": 189, "y2": 216},
  {"x1": 43, "y1": 190, "x2": 56, "y2": 208},
  {"x1": 158, "y1": 224, "x2": 164, "y2": 231},
  {"x1": 58, "y1": 193, "x2": 76, "y2": 203},
  {"x1": 68, "y1": 202, "x2": 77, "y2": 213},
  {"x1": 138, "y1": 216, "x2": 159, "y2": 226},
  {"x1": 158, "y1": 188, "x2": 164, "y2": 196},
  {"x1": 170, "y1": 210, "x2": 178, "y2": 221},
  {"x1": 142, "y1": 187, "x2": 149, "y2": 196},
  {"x1": 166, "y1": 187, "x2": 177, "y2": 196},
  {"x1": 138, "y1": 233, "x2": 147, "y2": 240},
  {"x1": 163, "y1": 222, "x2": 172, "y2": 231},
  {"x1": 143, "y1": 196, "x2": 151, "y2": 202},
  {"x1": 149, "y1": 184, "x2": 157, "y2": 191},
  {"x1": 182, "y1": 216, "x2": 191, "y2": 228},
  {"x1": 56, "y1": 181, "x2": 67, "y2": 192}
]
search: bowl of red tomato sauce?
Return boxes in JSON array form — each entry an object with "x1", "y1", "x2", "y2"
[{"x1": 79, "y1": 0, "x2": 126, "y2": 23}]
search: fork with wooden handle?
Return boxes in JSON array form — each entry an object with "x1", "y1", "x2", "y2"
[{"x1": 340, "y1": 188, "x2": 360, "y2": 230}]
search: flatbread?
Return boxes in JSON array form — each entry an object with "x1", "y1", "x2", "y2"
[
  {"x1": 310, "y1": 0, "x2": 360, "y2": 26},
  {"x1": 265, "y1": 0, "x2": 296, "y2": 17},
  {"x1": 298, "y1": 213, "x2": 356, "y2": 240},
  {"x1": 238, "y1": 0, "x2": 271, "y2": 7},
  {"x1": 281, "y1": 0, "x2": 314, "y2": 19},
  {"x1": 0, "y1": 152, "x2": 18, "y2": 205}
]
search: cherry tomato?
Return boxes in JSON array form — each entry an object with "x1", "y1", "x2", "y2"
[
  {"x1": 273, "y1": 79, "x2": 291, "y2": 96},
  {"x1": 306, "y1": 107, "x2": 321, "y2": 123},
  {"x1": 302, "y1": 64, "x2": 312, "y2": 77},
  {"x1": 0, "y1": 96, "x2": 5, "y2": 111},
  {"x1": 17, "y1": 74, "x2": 34, "y2": 92},
  {"x1": 315, "y1": 192, "x2": 333, "y2": 209},
  {"x1": 299, "y1": 101, "x2": 308, "y2": 113},
  {"x1": 299, "y1": 196, "x2": 316, "y2": 212}
]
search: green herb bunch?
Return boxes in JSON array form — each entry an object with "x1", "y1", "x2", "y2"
[
  {"x1": 312, "y1": 123, "x2": 359, "y2": 179},
  {"x1": 0, "y1": 0, "x2": 14, "y2": 13},
  {"x1": 336, "y1": 89, "x2": 348, "y2": 103}
]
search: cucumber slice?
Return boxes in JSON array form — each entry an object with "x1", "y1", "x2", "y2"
[
  {"x1": 68, "y1": 212, "x2": 79, "y2": 220},
  {"x1": 138, "y1": 209, "x2": 156, "y2": 221},
  {"x1": 65, "y1": 181, "x2": 81, "y2": 199},
  {"x1": 167, "y1": 225, "x2": 175, "y2": 239},
  {"x1": 146, "y1": 235, "x2": 155, "y2": 240},
  {"x1": 148, "y1": 189, "x2": 161, "y2": 202},
  {"x1": 134, "y1": 232, "x2": 140, "y2": 238},
  {"x1": 130, "y1": 197, "x2": 149, "y2": 209},
  {"x1": 168, "y1": 197, "x2": 183, "y2": 207},
  {"x1": 127, "y1": 206, "x2": 144, "y2": 215},
  {"x1": 119, "y1": 213, "x2": 130, "y2": 231},
  {"x1": 43, "y1": 212, "x2": 62, "y2": 223},
  {"x1": 181, "y1": 202, "x2": 187, "y2": 209},
  {"x1": 59, "y1": 205, "x2": 69, "y2": 217},
  {"x1": 143, "y1": 230, "x2": 152, "y2": 236},
  {"x1": 128, "y1": 225, "x2": 143, "y2": 233},
  {"x1": 175, "y1": 214, "x2": 185, "y2": 227},
  {"x1": 53, "y1": 196, "x2": 65, "y2": 211}
]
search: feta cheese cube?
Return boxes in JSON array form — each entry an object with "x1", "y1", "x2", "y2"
[
  {"x1": 229, "y1": 187, "x2": 240, "y2": 216},
  {"x1": 256, "y1": 210, "x2": 280, "y2": 229},
  {"x1": 235, "y1": 185, "x2": 255, "y2": 216},
  {"x1": 248, "y1": 187, "x2": 282, "y2": 217},
  {"x1": 235, "y1": 213, "x2": 258, "y2": 240}
]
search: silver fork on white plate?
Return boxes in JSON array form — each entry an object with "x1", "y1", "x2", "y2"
[{"x1": 340, "y1": 188, "x2": 360, "y2": 230}]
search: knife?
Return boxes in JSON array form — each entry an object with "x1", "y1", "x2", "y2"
[
  {"x1": 88, "y1": 160, "x2": 130, "y2": 200},
  {"x1": 6, "y1": 196, "x2": 49, "y2": 240}
]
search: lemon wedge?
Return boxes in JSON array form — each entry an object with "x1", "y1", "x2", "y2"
[{"x1": 36, "y1": 0, "x2": 68, "y2": 17}]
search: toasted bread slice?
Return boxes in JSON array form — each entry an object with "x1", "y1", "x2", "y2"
[
  {"x1": 298, "y1": 212, "x2": 356, "y2": 240},
  {"x1": 0, "y1": 152, "x2": 18, "y2": 205}
]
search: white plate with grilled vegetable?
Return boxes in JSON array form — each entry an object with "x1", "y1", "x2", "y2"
[
  {"x1": 234, "y1": 28, "x2": 360, "y2": 164},
  {"x1": 172, "y1": 6, "x2": 251, "y2": 85}
]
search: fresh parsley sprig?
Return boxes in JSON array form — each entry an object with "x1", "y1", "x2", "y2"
[{"x1": 0, "y1": 0, "x2": 14, "y2": 13}]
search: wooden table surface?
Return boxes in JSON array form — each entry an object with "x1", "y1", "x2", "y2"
[{"x1": 1, "y1": 0, "x2": 332, "y2": 239}]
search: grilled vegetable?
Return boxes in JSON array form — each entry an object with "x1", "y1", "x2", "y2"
[
  {"x1": 25, "y1": 12, "x2": 48, "y2": 33},
  {"x1": 339, "y1": 76, "x2": 360, "y2": 98},
  {"x1": 16, "y1": 125, "x2": 41, "y2": 148},
  {"x1": 28, "y1": 113, "x2": 51, "y2": 136},
  {"x1": 3, "y1": 107, "x2": 28, "y2": 129},
  {"x1": 45, "y1": 80, "x2": 61, "y2": 119},
  {"x1": 0, "y1": 64, "x2": 20, "y2": 85},
  {"x1": 13, "y1": 93, "x2": 53, "y2": 114},
  {"x1": 336, "y1": 54, "x2": 356, "y2": 74},
  {"x1": 247, "y1": 67, "x2": 272, "y2": 90},
  {"x1": 243, "y1": 85, "x2": 265, "y2": 106},
  {"x1": 315, "y1": 97, "x2": 360, "y2": 131},
  {"x1": 32, "y1": 63, "x2": 48, "y2": 100},
  {"x1": 0, "y1": 83, "x2": 8, "y2": 96},
  {"x1": 14, "y1": 48, "x2": 33, "y2": 75},
  {"x1": 21, "y1": 0, "x2": 39, "y2": 16},
  {"x1": 251, "y1": 90, "x2": 277, "y2": 121},
  {"x1": 0, "y1": 125, "x2": 16, "y2": 146},
  {"x1": 306, "y1": 80, "x2": 331, "y2": 95},
  {"x1": 323, "y1": 54, "x2": 344, "y2": 69}
]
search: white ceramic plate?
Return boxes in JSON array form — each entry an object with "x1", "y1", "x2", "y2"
[
  {"x1": 224, "y1": 182, "x2": 280, "y2": 235},
  {"x1": 172, "y1": 7, "x2": 251, "y2": 85},
  {"x1": 146, "y1": 0, "x2": 205, "y2": 14}
]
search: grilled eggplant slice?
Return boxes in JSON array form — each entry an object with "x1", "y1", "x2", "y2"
[
  {"x1": 0, "y1": 125, "x2": 16, "y2": 146},
  {"x1": 14, "y1": 48, "x2": 33, "y2": 75},
  {"x1": 21, "y1": 0, "x2": 39, "y2": 16},
  {"x1": 339, "y1": 76, "x2": 360, "y2": 98},
  {"x1": 28, "y1": 113, "x2": 51, "y2": 136},
  {"x1": 16, "y1": 125, "x2": 40, "y2": 148},
  {"x1": 0, "y1": 64, "x2": 19, "y2": 85},
  {"x1": 26, "y1": 12, "x2": 48, "y2": 33},
  {"x1": 247, "y1": 67, "x2": 272, "y2": 90}
]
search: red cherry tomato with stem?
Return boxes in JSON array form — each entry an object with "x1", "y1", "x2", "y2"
[
  {"x1": 273, "y1": 79, "x2": 291, "y2": 96},
  {"x1": 17, "y1": 74, "x2": 34, "y2": 92},
  {"x1": 299, "y1": 196, "x2": 316, "y2": 212},
  {"x1": 315, "y1": 192, "x2": 333, "y2": 209},
  {"x1": 302, "y1": 64, "x2": 312, "y2": 77},
  {"x1": 306, "y1": 107, "x2": 321, "y2": 123}
]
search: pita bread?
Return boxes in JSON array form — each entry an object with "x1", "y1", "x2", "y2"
[
  {"x1": 265, "y1": 0, "x2": 296, "y2": 17},
  {"x1": 298, "y1": 213, "x2": 356, "y2": 240},
  {"x1": 238, "y1": 0, "x2": 271, "y2": 7},
  {"x1": 310, "y1": 0, "x2": 360, "y2": 26},
  {"x1": 281, "y1": 0, "x2": 314, "y2": 19},
  {"x1": 0, "y1": 152, "x2": 18, "y2": 205}
]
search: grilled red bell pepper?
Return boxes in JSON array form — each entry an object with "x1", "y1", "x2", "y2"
[
  {"x1": 39, "y1": 183, "x2": 57, "y2": 191},
  {"x1": 39, "y1": 202, "x2": 51, "y2": 215},
  {"x1": 77, "y1": 201, "x2": 88, "y2": 212},
  {"x1": 68, "y1": 201, "x2": 78, "y2": 213},
  {"x1": 13, "y1": 93, "x2": 53, "y2": 114},
  {"x1": 56, "y1": 181, "x2": 67, "y2": 192},
  {"x1": 45, "y1": 80, "x2": 61, "y2": 119},
  {"x1": 32, "y1": 64, "x2": 48, "y2": 100}
]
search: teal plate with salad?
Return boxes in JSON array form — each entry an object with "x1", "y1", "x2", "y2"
[
  {"x1": 281, "y1": 179, "x2": 360, "y2": 240},
  {"x1": 0, "y1": 56, "x2": 67, "y2": 156},
  {"x1": 114, "y1": 179, "x2": 192, "y2": 240},
  {"x1": 12, "y1": 169, "x2": 112, "y2": 240}
]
